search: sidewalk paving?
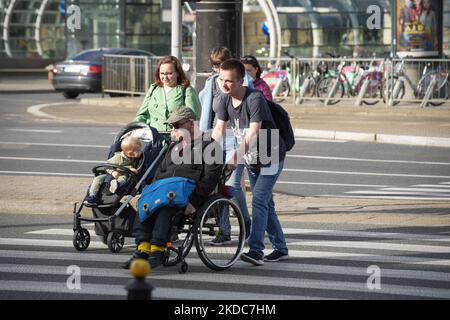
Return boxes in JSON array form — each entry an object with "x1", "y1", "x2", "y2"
[{"x1": 1, "y1": 74, "x2": 450, "y2": 225}]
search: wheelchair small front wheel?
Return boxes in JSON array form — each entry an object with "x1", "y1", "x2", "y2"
[
  {"x1": 177, "y1": 261, "x2": 188, "y2": 274},
  {"x1": 195, "y1": 195, "x2": 245, "y2": 271},
  {"x1": 73, "y1": 228, "x2": 91, "y2": 251}
]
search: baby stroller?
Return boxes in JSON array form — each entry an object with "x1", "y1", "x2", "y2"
[{"x1": 72, "y1": 122, "x2": 170, "y2": 253}]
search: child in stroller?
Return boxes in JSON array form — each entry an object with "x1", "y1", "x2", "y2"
[
  {"x1": 83, "y1": 136, "x2": 143, "y2": 207},
  {"x1": 73, "y1": 122, "x2": 168, "y2": 253}
]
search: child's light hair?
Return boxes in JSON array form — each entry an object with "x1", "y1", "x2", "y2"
[{"x1": 121, "y1": 136, "x2": 141, "y2": 151}]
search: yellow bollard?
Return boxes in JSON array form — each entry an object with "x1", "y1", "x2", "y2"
[{"x1": 125, "y1": 259, "x2": 154, "y2": 300}]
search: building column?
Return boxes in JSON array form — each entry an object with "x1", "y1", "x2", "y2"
[{"x1": 194, "y1": 0, "x2": 243, "y2": 90}]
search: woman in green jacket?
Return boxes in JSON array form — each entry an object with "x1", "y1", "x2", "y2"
[{"x1": 134, "y1": 56, "x2": 201, "y2": 132}]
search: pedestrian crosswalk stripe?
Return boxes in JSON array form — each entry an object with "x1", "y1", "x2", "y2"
[
  {"x1": 27, "y1": 228, "x2": 93, "y2": 236},
  {"x1": 7, "y1": 234, "x2": 450, "y2": 254},
  {"x1": 322, "y1": 194, "x2": 450, "y2": 201},
  {"x1": 281, "y1": 228, "x2": 450, "y2": 242},
  {"x1": 0, "y1": 280, "x2": 327, "y2": 300},
  {"x1": 1, "y1": 264, "x2": 450, "y2": 299},
  {"x1": 27, "y1": 227, "x2": 450, "y2": 243},
  {"x1": 287, "y1": 240, "x2": 450, "y2": 253},
  {"x1": 0, "y1": 238, "x2": 134, "y2": 249},
  {"x1": 148, "y1": 273, "x2": 450, "y2": 299},
  {"x1": 1, "y1": 243, "x2": 450, "y2": 266},
  {"x1": 2, "y1": 259, "x2": 449, "y2": 283},
  {"x1": 337, "y1": 182, "x2": 450, "y2": 200},
  {"x1": 0, "y1": 249, "x2": 124, "y2": 263}
]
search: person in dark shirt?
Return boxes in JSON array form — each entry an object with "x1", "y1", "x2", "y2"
[{"x1": 212, "y1": 59, "x2": 289, "y2": 265}]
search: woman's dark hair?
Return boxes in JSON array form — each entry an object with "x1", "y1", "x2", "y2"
[
  {"x1": 241, "y1": 55, "x2": 263, "y2": 78},
  {"x1": 155, "y1": 55, "x2": 190, "y2": 88}
]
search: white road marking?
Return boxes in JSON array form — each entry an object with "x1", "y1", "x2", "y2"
[
  {"x1": 0, "y1": 141, "x2": 109, "y2": 148},
  {"x1": 1, "y1": 238, "x2": 450, "y2": 266},
  {"x1": 283, "y1": 168, "x2": 450, "y2": 179},
  {"x1": 286, "y1": 154, "x2": 450, "y2": 166},
  {"x1": 273, "y1": 180, "x2": 390, "y2": 188},
  {"x1": 295, "y1": 138, "x2": 347, "y2": 143},
  {"x1": 7, "y1": 129, "x2": 63, "y2": 133},
  {"x1": 288, "y1": 240, "x2": 450, "y2": 253},
  {"x1": 0, "y1": 171, "x2": 91, "y2": 177},
  {"x1": 0, "y1": 156, "x2": 102, "y2": 164},
  {"x1": 322, "y1": 194, "x2": 450, "y2": 201}
]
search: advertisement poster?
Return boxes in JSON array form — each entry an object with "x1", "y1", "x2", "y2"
[{"x1": 396, "y1": 0, "x2": 442, "y2": 57}]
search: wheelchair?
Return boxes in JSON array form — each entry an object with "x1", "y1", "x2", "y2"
[{"x1": 162, "y1": 169, "x2": 246, "y2": 273}]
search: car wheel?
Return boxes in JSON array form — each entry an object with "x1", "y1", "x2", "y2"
[{"x1": 63, "y1": 92, "x2": 79, "y2": 99}]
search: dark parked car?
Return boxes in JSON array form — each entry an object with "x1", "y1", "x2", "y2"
[{"x1": 52, "y1": 48, "x2": 155, "y2": 99}]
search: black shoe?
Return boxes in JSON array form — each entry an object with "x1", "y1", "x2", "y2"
[
  {"x1": 264, "y1": 250, "x2": 289, "y2": 262},
  {"x1": 148, "y1": 251, "x2": 167, "y2": 269},
  {"x1": 121, "y1": 250, "x2": 149, "y2": 270},
  {"x1": 240, "y1": 251, "x2": 264, "y2": 266},
  {"x1": 209, "y1": 234, "x2": 232, "y2": 246}
]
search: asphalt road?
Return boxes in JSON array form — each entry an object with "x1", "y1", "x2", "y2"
[
  {"x1": 1, "y1": 93, "x2": 450, "y2": 301},
  {"x1": 1, "y1": 92, "x2": 450, "y2": 200},
  {"x1": 1, "y1": 213, "x2": 450, "y2": 300}
]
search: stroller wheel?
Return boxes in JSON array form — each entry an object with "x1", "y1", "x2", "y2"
[
  {"x1": 177, "y1": 261, "x2": 188, "y2": 274},
  {"x1": 73, "y1": 228, "x2": 91, "y2": 251},
  {"x1": 107, "y1": 231, "x2": 125, "y2": 253}
]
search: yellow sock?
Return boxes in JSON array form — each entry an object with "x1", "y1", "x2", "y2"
[
  {"x1": 137, "y1": 241, "x2": 151, "y2": 254},
  {"x1": 151, "y1": 244, "x2": 165, "y2": 252}
]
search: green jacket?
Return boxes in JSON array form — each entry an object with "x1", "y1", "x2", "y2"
[
  {"x1": 134, "y1": 84, "x2": 201, "y2": 132},
  {"x1": 105, "y1": 152, "x2": 141, "y2": 175}
]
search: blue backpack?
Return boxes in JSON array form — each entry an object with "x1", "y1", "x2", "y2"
[{"x1": 137, "y1": 176, "x2": 196, "y2": 222}]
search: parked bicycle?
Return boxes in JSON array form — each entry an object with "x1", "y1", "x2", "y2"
[
  {"x1": 383, "y1": 60, "x2": 449, "y2": 106},
  {"x1": 261, "y1": 66, "x2": 290, "y2": 99},
  {"x1": 316, "y1": 58, "x2": 385, "y2": 105}
]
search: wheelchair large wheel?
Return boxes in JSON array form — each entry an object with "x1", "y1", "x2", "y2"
[{"x1": 194, "y1": 195, "x2": 245, "y2": 271}]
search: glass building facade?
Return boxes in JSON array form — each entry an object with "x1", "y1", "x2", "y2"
[
  {"x1": 1, "y1": 0, "x2": 450, "y2": 67},
  {"x1": 244, "y1": 0, "x2": 450, "y2": 58}
]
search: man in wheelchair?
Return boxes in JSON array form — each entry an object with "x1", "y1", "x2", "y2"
[{"x1": 123, "y1": 107, "x2": 223, "y2": 269}]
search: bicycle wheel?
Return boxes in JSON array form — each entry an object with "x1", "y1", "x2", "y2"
[
  {"x1": 194, "y1": 195, "x2": 245, "y2": 271},
  {"x1": 418, "y1": 73, "x2": 449, "y2": 106},
  {"x1": 382, "y1": 80, "x2": 405, "y2": 106},
  {"x1": 300, "y1": 75, "x2": 316, "y2": 97},
  {"x1": 362, "y1": 77, "x2": 382, "y2": 105},
  {"x1": 317, "y1": 76, "x2": 344, "y2": 105}
]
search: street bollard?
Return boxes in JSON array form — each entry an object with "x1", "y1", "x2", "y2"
[{"x1": 125, "y1": 259, "x2": 154, "y2": 300}]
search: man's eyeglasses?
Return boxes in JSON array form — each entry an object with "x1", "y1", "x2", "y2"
[{"x1": 168, "y1": 119, "x2": 191, "y2": 130}]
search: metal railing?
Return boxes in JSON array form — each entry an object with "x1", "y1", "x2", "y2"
[
  {"x1": 102, "y1": 54, "x2": 450, "y2": 107},
  {"x1": 102, "y1": 55, "x2": 195, "y2": 96}
]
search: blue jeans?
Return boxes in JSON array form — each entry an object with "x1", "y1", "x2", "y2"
[
  {"x1": 218, "y1": 134, "x2": 251, "y2": 236},
  {"x1": 247, "y1": 160, "x2": 288, "y2": 257},
  {"x1": 219, "y1": 163, "x2": 251, "y2": 236}
]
